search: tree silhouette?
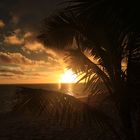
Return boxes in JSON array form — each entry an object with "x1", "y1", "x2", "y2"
[{"x1": 38, "y1": 0, "x2": 140, "y2": 140}]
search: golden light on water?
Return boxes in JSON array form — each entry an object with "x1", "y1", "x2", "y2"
[{"x1": 60, "y1": 69, "x2": 78, "y2": 83}]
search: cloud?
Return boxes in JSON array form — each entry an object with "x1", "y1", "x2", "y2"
[
  {"x1": 8, "y1": 0, "x2": 62, "y2": 33},
  {"x1": 23, "y1": 41, "x2": 45, "y2": 53},
  {"x1": 0, "y1": 64, "x2": 48, "y2": 81},
  {"x1": 0, "y1": 52, "x2": 48, "y2": 66},
  {"x1": 11, "y1": 15, "x2": 19, "y2": 25},
  {"x1": 0, "y1": 74, "x2": 14, "y2": 77},
  {"x1": 0, "y1": 20, "x2": 5, "y2": 29},
  {"x1": 3, "y1": 29, "x2": 46, "y2": 53},
  {"x1": 0, "y1": 0, "x2": 66, "y2": 83},
  {"x1": 23, "y1": 32, "x2": 48, "y2": 54},
  {"x1": 14, "y1": 28, "x2": 22, "y2": 34},
  {"x1": 3, "y1": 29, "x2": 31, "y2": 46},
  {"x1": 0, "y1": 51, "x2": 62, "y2": 72},
  {"x1": 22, "y1": 32, "x2": 59, "y2": 63},
  {"x1": 3, "y1": 28, "x2": 56, "y2": 57},
  {"x1": 4, "y1": 35, "x2": 24, "y2": 45},
  {"x1": 0, "y1": 52, "x2": 35, "y2": 65},
  {"x1": 0, "y1": 67, "x2": 24, "y2": 75},
  {"x1": 24, "y1": 31, "x2": 33, "y2": 38}
]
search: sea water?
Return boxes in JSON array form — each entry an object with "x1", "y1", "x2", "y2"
[{"x1": 0, "y1": 83, "x2": 86, "y2": 113}]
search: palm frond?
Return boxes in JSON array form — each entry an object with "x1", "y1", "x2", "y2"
[
  {"x1": 12, "y1": 87, "x2": 121, "y2": 139},
  {"x1": 64, "y1": 49, "x2": 113, "y2": 95},
  {"x1": 38, "y1": 12, "x2": 78, "y2": 49}
]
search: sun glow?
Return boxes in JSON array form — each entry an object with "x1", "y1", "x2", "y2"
[{"x1": 60, "y1": 69, "x2": 78, "y2": 83}]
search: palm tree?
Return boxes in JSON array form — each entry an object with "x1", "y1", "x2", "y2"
[{"x1": 38, "y1": 0, "x2": 140, "y2": 140}]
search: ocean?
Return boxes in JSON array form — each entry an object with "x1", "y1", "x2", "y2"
[{"x1": 0, "y1": 83, "x2": 86, "y2": 113}]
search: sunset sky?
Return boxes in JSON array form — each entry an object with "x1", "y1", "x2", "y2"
[{"x1": 0, "y1": 0, "x2": 67, "y2": 84}]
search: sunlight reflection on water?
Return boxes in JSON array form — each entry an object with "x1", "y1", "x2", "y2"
[
  {"x1": 58, "y1": 83, "x2": 83, "y2": 97},
  {"x1": 0, "y1": 83, "x2": 86, "y2": 113}
]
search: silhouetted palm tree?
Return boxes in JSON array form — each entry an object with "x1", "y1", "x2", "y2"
[{"x1": 38, "y1": 0, "x2": 140, "y2": 140}]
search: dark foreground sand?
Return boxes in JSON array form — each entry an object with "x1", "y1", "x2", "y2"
[
  {"x1": 0, "y1": 88, "x2": 123, "y2": 140},
  {"x1": 0, "y1": 113, "x2": 92, "y2": 140},
  {"x1": 0, "y1": 112, "x2": 117, "y2": 140}
]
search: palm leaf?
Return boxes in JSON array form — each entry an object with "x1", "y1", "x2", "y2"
[
  {"x1": 12, "y1": 87, "x2": 121, "y2": 139},
  {"x1": 64, "y1": 49, "x2": 113, "y2": 95},
  {"x1": 38, "y1": 12, "x2": 79, "y2": 49}
]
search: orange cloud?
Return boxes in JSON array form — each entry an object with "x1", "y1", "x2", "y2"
[
  {"x1": 24, "y1": 41, "x2": 45, "y2": 52},
  {"x1": 4, "y1": 35, "x2": 24, "y2": 45},
  {"x1": 0, "y1": 68, "x2": 24, "y2": 75},
  {"x1": 0, "y1": 52, "x2": 49, "y2": 66},
  {"x1": 14, "y1": 28, "x2": 22, "y2": 34},
  {"x1": 24, "y1": 32, "x2": 33, "y2": 38},
  {"x1": 0, "y1": 52, "x2": 32, "y2": 65},
  {"x1": 0, "y1": 20, "x2": 5, "y2": 29}
]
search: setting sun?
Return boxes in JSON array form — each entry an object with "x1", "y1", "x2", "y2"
[{"x1": 60, "y1": 69, "x2": 78, "y2": 83}]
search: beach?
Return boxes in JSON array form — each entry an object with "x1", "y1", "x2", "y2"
[{"x1": 0, "y1": 85, "x2": 117, "y2": 140}]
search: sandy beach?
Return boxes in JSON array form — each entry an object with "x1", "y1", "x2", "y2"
[
  {"x1": 0, "y1": 113, "x2": 107, "y2": 140},
  {"x1": 0, "y1": 87, "x2": 121, "y2": 140}
]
